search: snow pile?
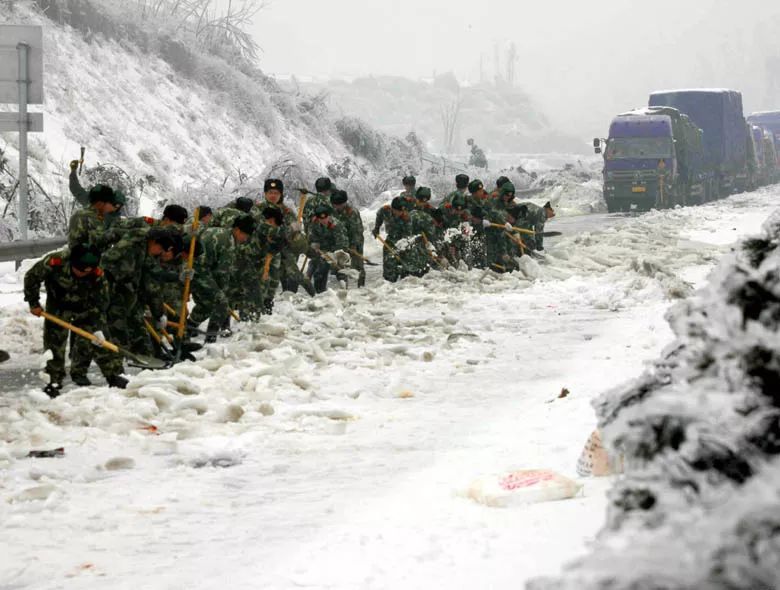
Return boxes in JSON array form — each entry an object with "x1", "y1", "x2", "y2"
[{"x1": 530, "y1": 206, "x2": 780, "y2": 589}]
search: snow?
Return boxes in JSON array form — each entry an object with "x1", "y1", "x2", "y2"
[{"x1": 2, "y1": 186, "x2": 778, "y2": 588}]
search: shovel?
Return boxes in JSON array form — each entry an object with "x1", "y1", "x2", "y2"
[
  {"x1": 41, "y1": 311, "x2": 167, "y2": 370},
  {"x1": 348, "y1": 248, "x2": 378, "y2": 266}
]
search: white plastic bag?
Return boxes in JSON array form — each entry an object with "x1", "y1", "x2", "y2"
[{"x1": 467, "y1": 469, "x2": 583, "y2": 507}]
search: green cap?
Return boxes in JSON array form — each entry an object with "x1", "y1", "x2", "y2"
[
  {"x1": 112, "y1": 189, "x2": 127, "y2": 206},
  {"x1": 314, "y1": 203, "x2": 333, "y2": 216},
  {"x1": 416, "y1": 187, "x2": 432, "y2": 200},
  {"x1": 468, "y1": 179, "x2": 483, "y2": 194},
  {"x1": 499, "y1": 182, "x2": 516, "y2": 197}
]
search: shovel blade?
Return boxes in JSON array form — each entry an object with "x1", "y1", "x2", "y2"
[{"x1": 120, "y1": 348, "x2": 169, "y2": 370}]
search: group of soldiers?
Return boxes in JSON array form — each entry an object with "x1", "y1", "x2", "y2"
[
  {"x1": 22, "y1": 163, "x2": 553, "y2": 397},
  {"x1": 373, "y1": 174, "x2": 555, "y2": 281}
]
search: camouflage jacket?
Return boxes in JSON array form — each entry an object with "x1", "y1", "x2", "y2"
[
  {"x1": 100, "y1": 231, "x2": 165, "y2": 316},
  {"x1": 24, "y1": 250, "x2": 109, "y2": 324},
  {"x1": 252, "y1": 201, "x2": 308, "y2": 256},
  {"x1": 209, "y1": 206, "x2": 244, "y2": 229},
  {"x1": 307, "y1": 218, "x2": 349, "y2": 253},
  {"x1": 302, "y1": 192, "x2": 331, "y2": 229},
  {"x1": 384, "y1": 211, "x2": 413, "y2": 244},
  {"x1": 373, "y1": 204, "x2": 392, "y2": 236},
  {"x1": 518, "y1": 202, "x2": 547, "y2": 249},
  {"x1": 195, "y1": 226, "x2": 236, "y2": 291},
  {"x1": 441, "y1": 202, "x2": 471, "y2": 230},
  {"x1": 441, "y1": 189, "x2": 467, "y2": 207},
  {"x1": 68, "y1": 207, "x2": 109, "y2": 251},
  {"x1": 332, "y1": 206, "x2": 364, "y2": 250},
  {"x1": 68, "y1": 170, "x2": 122, "y2": 226}
]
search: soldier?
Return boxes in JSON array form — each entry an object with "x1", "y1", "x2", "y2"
[
  {"x1": 24, "y1": 244, "x2": 127, "y2": 396},
  {"x1": 492, "y1": 181, "x2": 517, "y2": 212},
  {"x1": 489, "y1": 176, "x2": 511, "y2": 199},
  {"x1": 441, "y1": 194, "x2": 471, "y2": 266},
  {"x1": 211, "y1": 197, "x2": 253, "y2": 228},
  {"x1": 101, "y1": 227, "x2": 182, "y2": 355},
  {"x1": 466, "y1": 179, "x2": 493, "y2": 210},
  {"x1": 188, "y1": 214, "x2": 256, "y2": 343},
  {"x1": 441, "y1": 174, "x2": 469, "y2": 206},
  {"x1": 414, "y1": 186, "x2": 435, "y2": 213},
  {"x1": 307, "y1": 204, "x2": 350, "y2": 293},
  {"x1": 330, "y1": 189, "x2": 366, "y2": 287},
  {"x1": 376, "y1": 197, "x2": 412, "y2": 282},
  {"x1": 517, "y1": 201, "x2": 556, "y2": 251},
  {"x1": 408, "y1": 199, "x2": 441, "y2": 276},
  {"x1": 67, "y1": 184, "x2": 125, "y2": 250},
  {"x1": 302, "y1": 177, "x2": 335, "y2": 230},
  {"x1": 471, "y1": 206, "x2": 512, "y2": 271},
  {"x1": 253, "y1": 178, "x2": 312, "y2": 296},
  {"x1": 400, "y1": 175, "x2": 417, "y2": 205}
]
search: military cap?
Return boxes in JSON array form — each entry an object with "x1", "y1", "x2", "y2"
[
  {"x1": 451, "y1": 195, "x2": 467, "y2": 209},
  {"x1": 88, "y1": 184, "x2": 115, "y2": 205},
  {"x1": 315, "y1": 177, "x2": 332, "y2": 192},
  {"x1": 455, "y1": 174, "x2": 470, "y2": 189},
  {"x1": 416, "y1": 186, "x2": 432, "y2": 200},
  {"x1": 264, "y1": 178, "x2": 284, "y2": 193},
  {"x1": 163, "y1": 204, "x2": 188, "y2": 224},
  {"x1": 70, "y1": 243, "x2": 101, "y2": 270},
  {"x1": 197, "y1": 205, "x2": 213, "y2": 219},
  {"x1": 402, "y1": 175, "x2": 416, "y2": 187},
  {"x1": 262, "y1": 206, "x2": 284, "y2": 226},
  {"x1": 468, "y1": 179, "x2": 484, "y2": 194},
  {"x1": 313, "y1": 203, "x2": 333, "y2": 217},
  {"x1": 496, "y1": 176, "x2": 510, "y2": 188},
  {"x1": 330, "y1": 190, "x2": 348, "y2": 205},
  {"x1": 391, "y1": 196, "x2": 406, "y2": 211},
  {"x1": 499, "y1": 182, "x2": 516, "y2": 197}
]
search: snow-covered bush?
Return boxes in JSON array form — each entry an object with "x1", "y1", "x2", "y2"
[{"x1": 529, "y1": 212, "x2": 780, "y2": 589}]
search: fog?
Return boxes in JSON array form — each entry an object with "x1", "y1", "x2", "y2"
[{"x1": 252, "y1": 0, "x2": 780, "y2": 144}]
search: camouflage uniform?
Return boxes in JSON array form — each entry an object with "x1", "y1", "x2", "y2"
[
  {"x1": 332, "y1": 205, "x2": 366, "y2": 287},
  {"x1": 67, "y1": 207, "x2": 112, "y2": 251},
  {"x1": 518, "y1": 202, "x2": 548, "y2": 250},
  {"x1": 209, "y1": 206, "x2": 244, "y2": 229},
  {"x1": 302, "y1": 193, "x2": 331, "y2": 231},
  {"x1": 69, "y1": 170, "x2": 122, "y2": 227},
  {"x1": 253, "y1": 201, "x2": 312, "y2": 296},
  {"x1": 408, "y1": 209, "x2": 439, "y2": 276},
  {"x1": 24, "y1": 251, "x2": 123, "y2": 384},
  {"x1": 441, "y1": 188, "x2": 468, "y2": 207},
  {"x1": 189, "y1": 226, "x2": 236, "y2": 332},
  {"x1": 380, "y1": 210, "x2": 413, "y2": 282},
  {"x1": 307, "y1": 218, "x2": 350, "y2": 293},
  {"x1": 101, "y1": 230, "x2": 165, "y2": 355}
]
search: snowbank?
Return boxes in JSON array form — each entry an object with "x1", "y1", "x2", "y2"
[{"x1": 530, "y1": 193, "x2": 780, "y2": 589}]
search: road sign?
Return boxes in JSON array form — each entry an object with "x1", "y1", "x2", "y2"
[
  {"x1": 0, "y1": 111, "x2": 43, "y2": 132},
  {"x1": 0, "y1": 25, "x2": 43, "y2": 104}
]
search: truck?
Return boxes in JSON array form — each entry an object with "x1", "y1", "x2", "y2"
[
  {"x1": 594, "y1": 107, "x2": 705, "y2": 212},
  {"x1": 747, "y1": 111, "x2": 780, "y2": 169},
  {"x1": 649, "y1": 89, "x2": 748, "y2": 196}
]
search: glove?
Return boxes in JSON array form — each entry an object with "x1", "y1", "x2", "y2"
[
  {"x1": 505, "y1": 222, "x2": 513, "y2": 231},
  {"x1": 372, "y1": 230, "x2": 379, "y2": 239},
  {"x1": 69, "y1": 160, "x2": 79, "y2": 171},
  {"x1": 290, "y1": 221, "x2": 302, "y2": 233},
  {"x1": 482, "y1": 219, "x2": 491, "y2": 228},
  {"x1": 92, "y1": 330, "x2": 107, "y2": 348},
  {"x1": 179, "y1": 267, "x2": 195, "y2": 283},
  {"x1": 310, "y1": 242, "x2": 320, "y2": 251},
  {"x1": 156, "y1": 315, "x2": 168, "y2": 331}
]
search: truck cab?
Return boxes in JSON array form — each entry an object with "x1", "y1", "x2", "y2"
[{"x1": 597, "y1": 114, "x2": 676, "y2": 212}]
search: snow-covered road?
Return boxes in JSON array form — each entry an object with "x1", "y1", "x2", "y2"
[{"x1": 1, "y1": 188, "x2": 778, "y2": 589}]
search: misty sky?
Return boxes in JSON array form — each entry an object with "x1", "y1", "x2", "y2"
[{"x1": 252, "y1": 0, "x2": 780, "y2": 138}]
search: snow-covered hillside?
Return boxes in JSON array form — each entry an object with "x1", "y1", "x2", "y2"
[
  {"x1": 1, "y1": 188, "x2": 776, "y2": 589},
  {"x1": 0, "y1": 1, "x2": 352, "y2": 237}
]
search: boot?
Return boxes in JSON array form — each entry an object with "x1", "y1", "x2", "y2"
[
  {"x1": 107, "y1": 375, "x2": 128, "y2": 389},
  {"x1": 43, "y1": 381, "x2": 63, "y2": 399},
  {"x1": 71, "y1": 375, "x2": 92, "y2": 387}
]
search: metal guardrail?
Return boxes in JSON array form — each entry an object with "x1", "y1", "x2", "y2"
[{"x1": 0, "y1": 237, "x2": 67, "y2": 263}]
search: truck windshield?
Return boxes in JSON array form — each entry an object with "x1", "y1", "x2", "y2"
[{"x1": 606, "y1": 137, "x2": 672, "y2": 159}]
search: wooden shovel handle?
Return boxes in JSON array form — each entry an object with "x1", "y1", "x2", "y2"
[{"x1": 41, "y1": 311, "x2": 120, "y2": 353}]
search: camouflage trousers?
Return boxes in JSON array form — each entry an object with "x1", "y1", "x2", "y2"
[
  {"x1": 44, "y1": 306, "x2": 123, "y2": 382},
  {"x1": 382, "y1": 247, "x2": 403, "y2": 283},
  {"x1": 190, "y1": 275, "x2": 230, "y2": 331},
  {"x1": 106, "y1": 287, "x2": 152, "y2": 356},
  {"x1": 310, "y1": 258, "x2": 349, "y2": 293},
  {"x1": 280, "y1": 252, "x2": 315, "y2": 296},
  {"x1": 349, "y1": 250, "x2": 366, "y2": 288}
]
